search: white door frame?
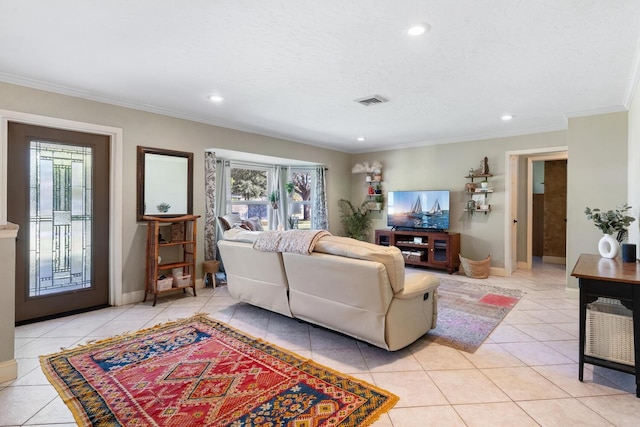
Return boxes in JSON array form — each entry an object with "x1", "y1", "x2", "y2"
[
  {"x1": 504, "y1": 146, "x2": 568, "y2": 275},
  {"x1": 1, "y1": 110, "x2": 123, "y2": 306}
]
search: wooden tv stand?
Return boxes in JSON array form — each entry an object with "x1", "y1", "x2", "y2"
[{"x1": 375, "y1": 229, "x2": 460, "y2": 274}]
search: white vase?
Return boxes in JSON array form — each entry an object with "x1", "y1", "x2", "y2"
[{"x1": 598, "y1": 234, "x2": 619, "y2": 258}]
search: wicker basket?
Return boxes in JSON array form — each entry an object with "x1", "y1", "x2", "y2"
[
  {"x1": 458, "y1": 254, "x2": 491, "y2": 279},
  {"x1": 157, "y1": 276, "x2": 173, "y2": 291},
  {"x1": 173, "y1": 274, "x2": 191, "y2": 288},
  {"x1": 586, "y1": 300, "x2": 634, "y2": 366}
]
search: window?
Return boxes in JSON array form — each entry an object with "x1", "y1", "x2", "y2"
[
  {"x1": 221, "y1": 163, "x2": 325, "y2": 231},
  {"x1": 288, "y1": 169, "x2": 313, "y2": 230},
  {"x1": 227, "y1": 164, "x2": 271, "y2": 228}
]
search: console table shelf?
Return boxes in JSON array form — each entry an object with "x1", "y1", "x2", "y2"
[
  {"x1": 375, "y1": 229, "x2": 460, "y2": 274},
  {"x1": 571, "y1": 253, "x2": 640, "y2": 397}
]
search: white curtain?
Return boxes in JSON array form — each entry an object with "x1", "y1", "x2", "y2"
[
  {"x1": 214, "y1": 159, "x2": 228, "y2": 245},
  {"x1": 268, "y1": 166, "x2": 288, "y2": 230}
]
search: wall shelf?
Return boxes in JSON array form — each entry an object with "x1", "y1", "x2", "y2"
[{"x1": 465, "y1": 173, "x2": 493, "y2": 214}]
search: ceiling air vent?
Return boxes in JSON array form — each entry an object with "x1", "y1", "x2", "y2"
[{"x1": 355, "y1": 95, "x2": 388, "y2": 106}]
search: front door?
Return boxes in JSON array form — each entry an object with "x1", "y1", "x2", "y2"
[{"x1": 8, "y1": 122, "x2": 110, "y2": 324}]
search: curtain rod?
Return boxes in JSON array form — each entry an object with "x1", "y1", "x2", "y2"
[{"x1": 215, "y1": 159, "x2": 327, "y2": 170}]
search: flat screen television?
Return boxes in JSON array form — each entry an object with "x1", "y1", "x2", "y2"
[{"x1": 387, "y1": 190, "x2": 450, "y2": 231}]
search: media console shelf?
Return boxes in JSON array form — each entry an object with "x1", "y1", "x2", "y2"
[{"x1": 375, "y1": 229, "x2": 460, "y2": 274}]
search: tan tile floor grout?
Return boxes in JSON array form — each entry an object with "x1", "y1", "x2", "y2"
[{"x1": 2, "y1": 259, "x2": 640, "y2": 426}]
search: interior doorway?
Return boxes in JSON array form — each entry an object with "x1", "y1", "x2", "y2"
[
  {"x1": 527, "y1": 154, "x2": 568, "y2": 270},
  {"x1": 505, "y1": 147, "x2": 568, "y2": 275}
]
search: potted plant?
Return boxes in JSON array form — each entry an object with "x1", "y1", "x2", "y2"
[
  {"x1": 338, "y1": 199, "x2": 373, "y2": 241},
  {"x1": 374, "y1": 194, "x2": 384, "y2": 210},
  {"x1": 285, "y1": 181, "x2": 295, "y2": 197},
  {"x1": 374, "y1": 184, "x2": 382, "y2": 194},
  {"x1": 585, "y1": 204, "x2": 635, "y2": 258},
  {"x1": 269, "y1": 190, "x2": 279, "y2": 209}
]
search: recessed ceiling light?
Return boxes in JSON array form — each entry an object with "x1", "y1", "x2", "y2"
[
  {"x1": 407, "y1": 23, "x2": 430, "y2": 36},
  {"x1": 501, "y1": 114, "x2": 514, "y2": 121},
  {"x1": 208, "y1": 95, "x2": 224, "y2": 102},
  {"x1": 357, "y1": 136, "x2": 366, "y2": 142}
]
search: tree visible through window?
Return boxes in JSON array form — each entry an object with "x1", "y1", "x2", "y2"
[
  {"x1": 229, "y1": 166, "x2": 269, "y2": 227},
  {"x1": 289, "y1": 170, "x2": 312, "y2": 229}
]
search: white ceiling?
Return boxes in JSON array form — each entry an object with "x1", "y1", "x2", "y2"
[{"x1": 1, "y1": 1, "x2": 640, "y2": 153}]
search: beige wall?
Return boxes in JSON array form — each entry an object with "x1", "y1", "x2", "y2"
[
  {"x1": 353, "y1": 112, "x2": 629, "y2": 287},
  {"x1": 351, "y1": 131, "x2": 566, "y2": 270},
  {"x1": 0, "y1": 81, "x2": 634, "y2": 296},
  {"x1": 0, "y1": 82, "x2": 352, "y2": 300},
  {"x1": 566, "y1": 112, "x2": 628, "y2": 288}
]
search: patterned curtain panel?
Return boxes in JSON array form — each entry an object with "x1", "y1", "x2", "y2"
[
  {"x1": 312, "y1": 166, "x2": 329, "y2": 230},
  {"x1": 204, "y1": 152, "x2": 216, "y2": 261}
]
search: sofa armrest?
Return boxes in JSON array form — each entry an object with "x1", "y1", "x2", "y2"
[{"x1": 394, "y1": 273, "x2": 439, "y2": 300}]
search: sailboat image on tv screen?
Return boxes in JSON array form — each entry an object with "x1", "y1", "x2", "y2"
[
  {"x1": 425, "y1": 198, "x2": 443, "y2": 216},
  {"x1": 387, "y1": 190, "x2": 450, "y2": 230},
  {"x1": 408, "y1": 197, "x2": 423, "y2": 218}
]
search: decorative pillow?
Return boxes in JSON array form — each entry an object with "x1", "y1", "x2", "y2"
[
  {"x1": 245, "y1": 216, "x2": 264, "y2": 231},
  {"x1": 222, "y1": 228, "x2": 262, "y2": 243},
  {"x1": 218, "y1": 214, "x2": 241, "y2": 232},
  {"x1": 232, "y1": 221, "x2": 252, "y2": 230}
]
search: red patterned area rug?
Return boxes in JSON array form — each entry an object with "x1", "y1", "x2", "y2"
[
  {"x1": 428, "y1": 278, "x2": 524, "y2": 353},
  {"x1": 40, "y1": 314, "x2": 398, "y2": 426}
]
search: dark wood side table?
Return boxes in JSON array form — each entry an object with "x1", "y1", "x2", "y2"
[{"x1": 571, "y1": 253, "x2": 640, "y2": 397}]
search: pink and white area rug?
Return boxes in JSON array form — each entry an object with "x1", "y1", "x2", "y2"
[{"x1": 428, "y1": 278, "x2": 524, "y2": 353}]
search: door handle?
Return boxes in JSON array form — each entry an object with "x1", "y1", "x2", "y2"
[{"x1": 513, "y1": 219, "x2": 518, "y2": 223}]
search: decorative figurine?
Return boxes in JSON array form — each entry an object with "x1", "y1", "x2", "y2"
[{"x1": 481, "y1": 156, "x2": 489, "y2": 175}]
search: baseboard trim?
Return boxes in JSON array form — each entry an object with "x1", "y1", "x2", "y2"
[
  {"x1": 565, "y1": 287, "x2": 579, "y2": 299},
  {"x1": 121, "y1": 280, "x2": 205, "y2": 306},
  {"x1": 0, "y1": 359, "x2": 17, "y2": 383},
  {"x1": 489, "y1": 267, "x2": 506, "y2": 277},
  {"x1": 121, "y1": 290, "x2": 146, "y2": 306},
  {"x1": 542, "y1": 256, "x2": 566, "y2": 265},
  {"x1": 517, "y1": 261, "x2": 529, "y2": 270}
]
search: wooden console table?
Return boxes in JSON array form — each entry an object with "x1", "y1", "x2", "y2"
[{"x1": 571, "y1": 253, "x2": 640, "y2": 397}]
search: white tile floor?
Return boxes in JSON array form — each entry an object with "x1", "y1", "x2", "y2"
[{"x1": 2, "y1": 261, "x2": 640, "y2": 426}]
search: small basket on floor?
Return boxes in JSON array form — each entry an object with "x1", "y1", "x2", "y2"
[{"x1": 459, "y1": 254, "x2": 491, "y2": 279}]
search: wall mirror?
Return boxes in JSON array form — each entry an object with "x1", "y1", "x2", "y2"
[{"x1": 137, "y1": 146, "x2": 193, "y2": 221}]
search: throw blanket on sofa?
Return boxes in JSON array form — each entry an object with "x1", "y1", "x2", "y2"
[{"x1": 253, "y1": 230, "x2": 331, "y2": 255}]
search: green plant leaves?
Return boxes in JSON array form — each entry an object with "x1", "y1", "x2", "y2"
[
  {"x1": 585, "y1": 204, "x2": 635, "y2": 242},
  {"x1": 338, "y1": 198, "x2": 373, "y2": 240}
]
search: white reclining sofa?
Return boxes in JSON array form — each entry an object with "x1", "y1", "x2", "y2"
[{"x1": 217, "y1": 228, "x2": 440, "y2": 351}]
